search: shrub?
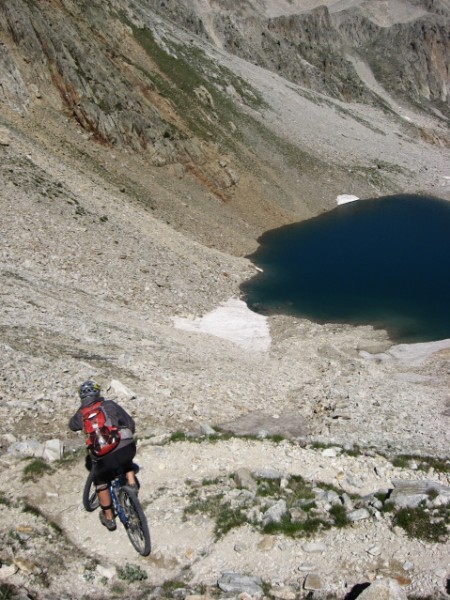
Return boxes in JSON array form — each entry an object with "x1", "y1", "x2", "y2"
[{"x1": 116, "y1": 563, "x2": 148, "y2": 582}]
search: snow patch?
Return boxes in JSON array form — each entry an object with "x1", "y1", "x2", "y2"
[
  {"x1": 336, "y1": 194, "x2": 359, "y2": 205},
  {"x1": 172, "y1": 297, "x2": 271, "y2": 352},
  {"x1": 360, "y1": 338, "x2": 450, "y2": 366}
]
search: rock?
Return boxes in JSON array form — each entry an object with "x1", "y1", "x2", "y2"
[
  {"x1": 257, "y1": 536, "x2": 276, "y2": 551},
  {"x1": 341, "y1": 493, "x2": 354, "y2": 510},
  {"x1": 252, "y1": 468, "x2": 283, "y2": 480},
  {"x1": 95, "y1": 565, "x2": 116, "y2": 580},
  {"x1": 302, "y1": 542, "x2": 326, "y2": 553},
  {"x1": 217, "y1": 573, "x2": 263, "y2": 597},
  {"x1": 29, "y1": 83, "x2": 42, "y2": 98},
  {"x1": 42, "y1": 439, "x2": 64, "y2": 462},
  {"x1": 1, "y1": 433, "x2": 17, "y2": 446},
  {"x1": 303, "y1": 573, "x2": 323, "y2": 591},
  {"x1": 262, "y1": 499, "x2": 287, "y2": 526},
  {"x1": 8, "y1": 439, "x2": 42, "y2": 458},
  {"x1": 0, "y1": 563, "x2": 18, "y2": 578},
  {"x1": 269, "y1": 585, "x2": 297, "y2": 599},
  {"x1": 346, "y1": 473, "x2": 364, "y2": 488},
  {"x1": 390, "y1": 479, "x2": 450, "y2": 508},
  {"x1": 14, "y1": 558, "x2": 41, "y2": 575},
  {"x1": 235, "y1": 468, "x2": 257, "y2": 492},
  {"x1": 348, "y1": 508, "x2": 371, "y2": 522},
  {"x1": 107, "y1": 379, "x2": 136, "y2": 401},
  {"x1": 193, "y1": 85, "x2": 215, "y2": 108},
  {"x1": 356, "y1": 578, "x2": 408, "y2": 599},
  {"x1": 321, "y1": 447, "x2": 338, "y2": 457},
  {"x1": 290, "y1": 507, "x2": 308, "y2": 522},
  {"x1": 199, "y1": 423, "x2": 216, "y2": 436}
]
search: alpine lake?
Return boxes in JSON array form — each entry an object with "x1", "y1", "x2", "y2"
[{"x1": 241, "y1": 194, "x2": 450, "y2": 343}]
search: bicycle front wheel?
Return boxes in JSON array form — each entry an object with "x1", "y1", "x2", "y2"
[
  {"x1": 82, "y1": 469, "x2": 99, "y2": 512},
  {"x1": 118, "y1": 486, "x2": 151, "y2": 556}
]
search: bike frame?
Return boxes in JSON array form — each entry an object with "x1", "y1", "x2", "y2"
[{"x1": 110, "y1": 476, "x2": 127, "y2": 525}]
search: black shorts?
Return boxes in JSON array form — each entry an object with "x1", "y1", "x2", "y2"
[{"x1": 93, "y1": 443, "x2": 136, "y2": 486}]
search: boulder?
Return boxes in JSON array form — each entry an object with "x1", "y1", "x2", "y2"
[
  {"x1": 235, "y1": 468, "x2": 257, "y2": 492},
  {"x1": 262, "y1": 499, "x2": 287, "y2": 526},
  {"x1": 217, "y1": 573, "x2": 263, "y2": 597},
  {"x1": 390, "y1": 479, "x2": 450, "y2": 508},
  {"x1": 357, "y1": 578, "x2": 408, "y2": 599},
  {"x1": 42, "y1": 439, "x2": 64, "y2": 462}
]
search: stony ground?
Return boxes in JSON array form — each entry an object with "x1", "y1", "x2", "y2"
[{"x1": 1, "y1": 2, "x2": 450, "y2": 598}]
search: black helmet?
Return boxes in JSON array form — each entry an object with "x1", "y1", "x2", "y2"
[{"x1": 78, "y1": 380, "x2": 101, "y2": 401}]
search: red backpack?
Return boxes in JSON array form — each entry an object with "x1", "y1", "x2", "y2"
[{"x1": 81, "y1": 401, "x2": 121, "y2": 457}]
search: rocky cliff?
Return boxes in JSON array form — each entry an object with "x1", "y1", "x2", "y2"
[{"x1": 145, "y1": 0, "x2": 450, "y2": 117}]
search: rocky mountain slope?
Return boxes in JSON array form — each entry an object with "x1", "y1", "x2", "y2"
[{"x1": 1, "y1": 1, "x2": 450, "y2": 599}]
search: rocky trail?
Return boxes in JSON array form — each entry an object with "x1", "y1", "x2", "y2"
[{"x1": 2, "y1": 433, "x2": 450, "y2": 598}]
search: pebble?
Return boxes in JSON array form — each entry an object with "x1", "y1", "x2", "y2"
[{"x1": 302, "y1": 542, "x2": 327, "y2": 553}]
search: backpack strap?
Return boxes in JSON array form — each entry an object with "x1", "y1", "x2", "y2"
[{"x1": 81, "y1": 400, "x2": 104, "y2": 419}]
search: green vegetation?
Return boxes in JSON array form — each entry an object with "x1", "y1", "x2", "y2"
[
  {"x1": 309, "y1": 441, "x2": 365, "y2": 457},
  {"x1": 8, "y1": 530, "x2": 26, "y2": 546},
  {"x1": 55, "y1": 446, "x2": 86, "y2": 467},
  {"x1": 161, "y1": 579, "x2": 188, "y2": 597},
  {"x1": 0, "y1": 492, "x2": 11, "y2": 507},
  {"x1": 22, "y1": 502, "x2": 42, "y2": 517},
  {"x1": 167, "y1": 429, "x2": 289, "y2": 445},
  {"x1": 116, "y1": 563, "x2": 148, "y2": 582},
  {"x1": 167, "y1": 431, "x2": 232, "y2": 444},
  {"x1": 130, "y1": 26, "x2": 244, "y2": 143},
  {"x1": 49, "y1": 520, "x2": 63, "y2": 535},
  {"x1": 391, "y1": 454, "x2": 450, "y2": 473},
  {"x1": 22, "y1": 502, "x2": 62, "y2": 535},
  {"x1": 184, "y1": 473, "x2": 348, "y2": 539},
  {"x1": 264, "y1": 514, "x2": 327, "y2": 537},
  {"x1": 110, "y1": 583, "x2": 126, "y2": 596},
  {"x1": 22, "y1": 458, "x2": 53, "y2": 482},
  {"x1": 0, "y1": 583, "x2": 17, "y2": 600},
  {"x1": 393, "y1": 503, "x2": 449, "y2": 542},
  {"x1": 184, "y1": 467, "x2": 450, "y2": 543},
  {"x1": 329, "y1": 503, "x2": 350, "y2": 527}
]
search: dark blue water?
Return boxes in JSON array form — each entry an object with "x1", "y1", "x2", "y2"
[{"x1": 241, "y1": 194, "x2": 450, "y2": 343}]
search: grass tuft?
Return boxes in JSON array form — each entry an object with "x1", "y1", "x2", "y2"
[
  {"x1": 392, "y1": 454, "x2": 450, "y2": 473},
  {"x1": 22, "y1": 458, "x2": 53, "y2": 482},
  {"x1": 0, "y1": 493, "x2": 11, "y2": 507},
  {"x1": 393, "y1": 504, "x2": 449, "y2": 542}
]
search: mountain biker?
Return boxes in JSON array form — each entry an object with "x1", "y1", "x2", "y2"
[{"x1": 69, "y1": 380, "x2": 138, "y2": 531}]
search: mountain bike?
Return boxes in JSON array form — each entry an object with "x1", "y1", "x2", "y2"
[{"x1": 83, "y1": 466, "x2": 151, "y2": 556}]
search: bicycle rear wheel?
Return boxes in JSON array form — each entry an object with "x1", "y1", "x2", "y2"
[
  {"x1": 82, "y1": 469, "x2": 99, "y2": 512},
  {"x1": 118, "y1": 486, "x2": 151, "y2": 556}
]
